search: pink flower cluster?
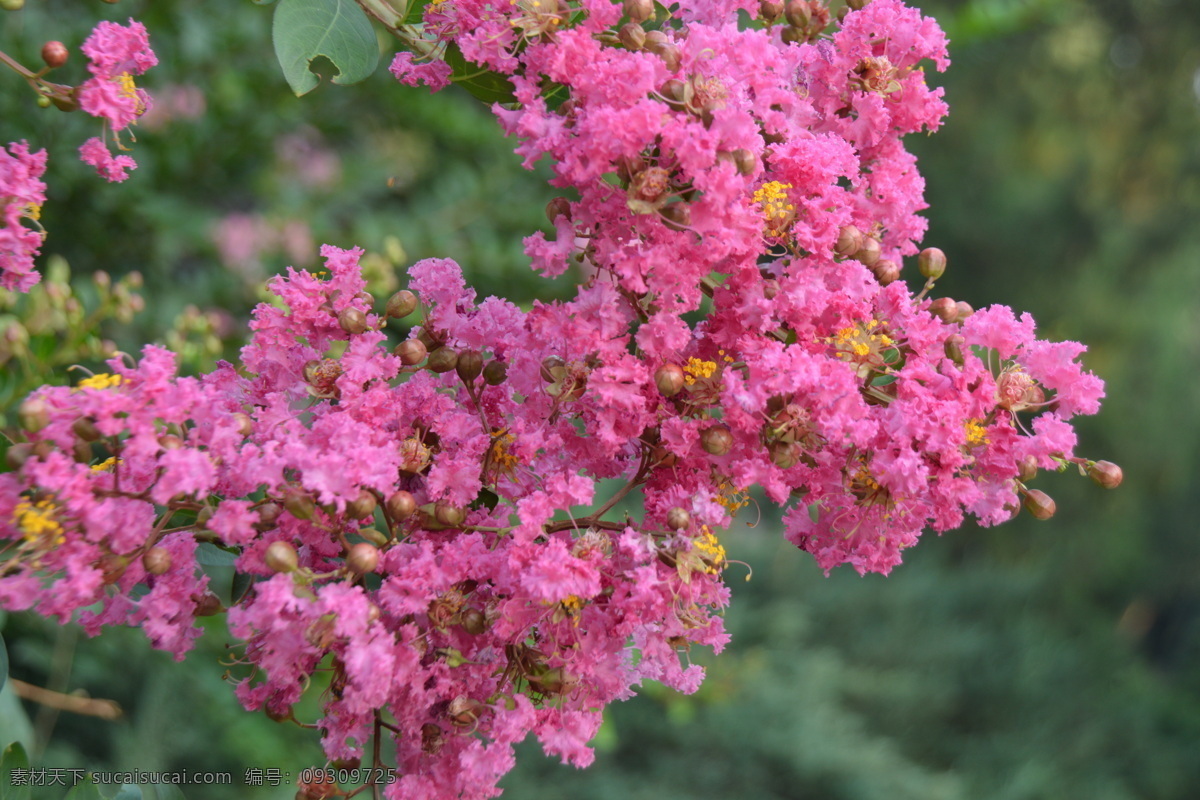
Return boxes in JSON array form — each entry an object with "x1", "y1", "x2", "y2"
[
  {"x1": 77, "y1": 18, "x2": 157, "y2": 182},
  {"x1": 2, "y1": 1, "x2": 1114, "y2": 797},
  {"x1": 1, "y1": 141, "x2": 47, "y2": 292}
]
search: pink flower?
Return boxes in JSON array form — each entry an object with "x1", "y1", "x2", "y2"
[{"x1": 1, "y1": 141, "x2": 48, "y2": 292}]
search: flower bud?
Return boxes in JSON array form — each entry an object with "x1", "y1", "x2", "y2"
[
  {"x1": 73, "y1": 416, "x2": 101, "y2": 442},
  {"x1": 5, "y1": 443, "x2": 32, "y2": 471},
  {"x1": 733, "y1": 148, "x2": 756, "y2": 176},
  {"x1": 645, "y1": 38, "x2": 680, "y2": 71},
  {"x1": 254, "y1": 502, "x2": 282, "y2": 531},
  {"x1": 193, "y1": 592, "x2": 223, "y2": 617},
  {"x1": 483, "y1": 360, "x2": 508, "y2": 385},
  {"x1": 660, "y1": 203, "x2": 691, "y2": 231},
  {"x1": 785, "y1": 0, "x2": 811, "y2": 27},
  {"x1": 0, "y1": 0, "x2": 26, "y2": 11},
  {"x1": 36, "y1": 95, "x2": 50, "y2": 108},
  {"x1": 338, "y1": 307, "x2": 368, "y2": 335},
  {"x1": 655, "y1": 364, "x2": 686, "y2": 397},
  {"x1": 284, "y1": 491, "x2": 316, "y2": 520},
  {"x1": 1087, "y1": 460, "x2": 1123, "y2": 489},
  {"x1": 1017, "y1": 455, "x2": 1038, "y2": 482},
  {"x1": 834, "y1": 225, "x2": 864, "y2": 257},
  {"x1": 1022, "y1": 489, "x2": 1056, "y2": 520},
  {"x1": 386, "y1": 289, "x2": 418, "y2": 319},
  {"x1": 545, "y1": 196, "x2": 571, "y2": 223},
  {"x1": 666, "y1": 507, "x2": 691, "y2": 530},
  {"x1": 769, "y1": 440, "x2": 800, "y2": 468},
  {"x1": 623, "y1": 0, "x2": 653, "y2": 24},
  {"x1": 142, "y1": 546, "x2": 172, "y2": 576},
  {"x1": 41, "y1": 41, "x2": 69, "y2": 69},
  {"x1": 347, "y1": 489, "x2": 377, "y2": 520},
  {"x1": 955, "y1": 301, "x2": 975, "y2": 322},
  {"x1": 358, "y1": 527, "x2": 389, "y2": 547},
  {"x1": 618, "y1": 21, "x2": 646, "y2": 50},
  {"x1": 265, "y1": 542, "x2": 299, "y2": 573},
  {"x1": 700, "y1": 424, "x2": 733, "y2": 456},
  {"x1": 346, "y1": 543, "x2": 379, "y2": 575},
  {"x1": 943, "y1": 333, "x2": 965, "y2": 365},
  {"x1": 427, "y1": 346, "x2": 458, "y2": 373},
  {"x1": 759, "y1": 0, "x2": 784, "y2": 22},
  {"x1": 847, "y1": 0, "x2": 869, "y2": 9},
  {"x1": 394, "y1": 338, "x2": 427, "y2": 366},
  {"x1": 456, "y1": 349, "x2": 484, "y2": 383},
  {"x1": 540, "y1": 356, "x2": 565, "y2": 382},
  {"x1": 854, "y1": 236, "x2": 881, "y2": 267},
  {"x1": 461, "y1": 607, "x2": 488, "y2": 635},
  {"x1": 918, "y1": 247, "x2": 947, "y2": 280},
  {"x1": 870, "y1": 258, "x2": 900, "y2": 285},
  {"x1": 929, "y1": 297, "x2": 958, "y2": 323},
  {"x1": 19, "y1": 397, "x2": 49, "y2": 433},
  {"x1": 434, "y1": 502, "x2": 467, "y2": 527},
  {"x1": 386, "y1": 490, "x2": 417, "y2": 521}
]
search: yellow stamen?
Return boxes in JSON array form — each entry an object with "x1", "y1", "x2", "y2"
[{"x1": 77, "y1": 373, "x2": 123, "y2": 391}]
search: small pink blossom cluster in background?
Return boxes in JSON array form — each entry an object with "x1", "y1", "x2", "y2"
[
  {"x1": 0, "y1": 141, "x2": 47, "y2": 292},
  {"x1": 77, "y1": 18, "x2": 157, "y2": 182},
  {"x1": 2, "y1": 1, "x2": 1119, "y2": 798}
]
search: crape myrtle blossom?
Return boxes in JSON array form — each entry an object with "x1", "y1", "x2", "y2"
[
  {"x1": 77, "y1": 18, "x2": 157, "y2": 182},
  {"x1": 2, "y1": 0, "x2": 1118, "y2": 797},
  {"x1": 1, "y1": 140, "x2": 47, "y2": 292}
]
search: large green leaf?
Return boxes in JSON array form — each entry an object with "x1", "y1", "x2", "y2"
[
  {"x1": 65, "y1": 777, "x2": 104, "y2": 800},
  {"x1": 443, "y1": 43, "x2": 516, "y2": 105},
  {"x1": 1, "y1": 741, "x2": 31, "y2": 800},
  {"x1": 272, "y1": 0, "x2": 381, "y2": 96}
]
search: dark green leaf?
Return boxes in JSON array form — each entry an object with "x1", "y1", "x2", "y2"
[
  {"x1": 1, "y1": 741, "x2": 31, "y2": 800},
  {"x1": 65, "y1": 776, "x2": 104, "y2": 800},
  {"x1": 272, "y1": 0, "x2": 381, "y2": 97},
  {"x1": 443, "y1": 43, "x2": 516, "y2": 105},
  {"x1": 194, "y1": 543, "x2": 238, "y2": 567}
]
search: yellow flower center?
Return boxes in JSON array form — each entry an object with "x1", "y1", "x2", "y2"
[
  {"x1": 14, "y1": 499, "x2": 64, "y2": 545},
  {"x1": 77, "y1": 373, "x2": 123, "y2": 390},
  {"x1": 752, "y1": 181, "x2": 796, "y2": 238},
  {"x1": 694, "y1": 526, "x2": 726, "y2": 573},
  {"x1": 683, "y1": 357, "x2": 718, "y2": 386},
  {"x1": 490, "y1": 429, "x2": 519, "y2": 471},
  {"x1": 964, "y1": 419, "x2": 990, "y2": 447}
]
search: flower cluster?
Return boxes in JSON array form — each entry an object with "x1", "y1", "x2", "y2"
[
  {"x1": 77, "y1": 18, "x2": 158, "y2": 182},
  {"x1": 1, "y1": 1, "x2": 1119, "y2": 797},
  {"x1": 1, "y1": 140, "x2": 47, "y2": 292}
]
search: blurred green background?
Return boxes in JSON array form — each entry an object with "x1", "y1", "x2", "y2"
[{"x1": 2, "y1": 0, "x2": 1199, "y2": 797}]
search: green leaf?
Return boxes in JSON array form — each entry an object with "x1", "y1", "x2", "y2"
[
  {"x1": 150, "y1": 785, "x2": 187, "y2": 800},
  {"x1": 109, "y1": 785, "x2": 144, "y2": 800},
  {"x1": 443, "y1": 43, "x2": 516, "y2": 105},
  {"x1": 1, "y1": 741, "x2": 31, "y2": 800},
  {"x1": 272, "y1": 0, "x2": 381, "y2": 97},
  {"x1": 252, "y1": 0, "x2": 279, "y2": 4},
  {"x1": 65, "y1": 776, "x2": 104, "y2": 800},
  {"x1": 402, "y1": 0, "x2": 428, "y2": 24},
  {"x1": 195, "y1": 543, "x2": 238, "y2": 606},
  {"x1": 195, "y1": 543, "x2": 238, "y2": 568}
]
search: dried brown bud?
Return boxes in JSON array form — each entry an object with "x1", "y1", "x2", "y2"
[
  {"x1": 18, "y1": 397, "x2": 49, "y2": 433},
  {"x1": 421, "y1": 723, "x2": 445, "y2": 754},
  {"x1": 666, "y1": 507, "x2": 692, "y2": 530},
  {"x1": 254, "y1": 502, "x2": 282, "y2": 531},
  {"x1": 854, "y1": 236, "x2": 882, "y2": 267},
  {"x1": 955, "y1": 301, "x2": 975, "y2": 322},
  {"x1": 193, "y1": 591, "x2": 223, "y2": 617},
  {"x1": 386, "y1": 490, "x2": 417, "y2": 521},
  {"x1": 386, "y1": 289, "x2": 418, "y2": 319},
  {"x1": 1087, "y1": 460, "x2": 1123, "y2": 489},
  {"x1": 1022, "y1": 489, "x2": 1056, "y2": 520},
  {"x1": 618, "y1": 21, "x2": 646, "y2": 50},
  {"x1": 545, "y1": 197, "x2": 571, "y2": 224},
  {"x1": 338, "y1": 307, "x2": 368, "y2": 336},
  {"x1": 283, "y1": 491, "x2": 316, "y2": 521},
  {"x1": 483, "y1": 360, "x2": 508, "y2": 386},
  {"x1": 346, "y1": 543, "x2": 380, "y2": 575},
  {"x1": 660, "y1": 203, "x2": 691, "y2": 231},
  {"x1": 759, "y1": 0, "x2": 784, "y2": 22},
  {"x1": 265, "y1": 541, "x2": 299, "y2": 574},
  {"x1": 870, "y1": 258, "x2": 901, "y2": 285},
  {"x1": 347, "y1": 489, "x2": 377, "y2": 520},
  {"x1": 623, "y1": 0, "x2": 654, "y2": 24},
  {"x1": 427, "y1": 346, "x2": 459, "y2": 374},
  {"x1": 847, "y1": 0, "x2": 869, "y2": 9},
  {"x1": 461, "y1": 607, "x2": 488, "y2": 635},
  {"x1": 142, "y1": 546, "x2": 172, "y2": 576},
  {"x1": 232, "y1": 412, "x2": 254, "y2": 437},
  {"x1": 732, "y1": 148, "x2": 757, "y2": 176},
  {"x1": 784, "y1": 0, "x2": 811, "y2": 27},
  {"x1": 394, "y1": 338, "x2": 427, "y2": 366},
  {"x1": 41, "y1": 41, "x2": 69, "y2": 69},
  {"x1": 834, "y1": 225, "x2": 864, "y2": 257},
  {"x1": 73, "y1": 416, "x2": 101, "y2": 442},
  {"x1": 655, "y1": 364, "x2": 686, "y2": 397},
  {"x1": 918, "y1": 247, "x2": 947, "y2": 280},
  {"x1": 944, "y1": 333, "x2": 965, "y2": 365},
  {"x1": 929, "y1": 297, "x2": 958, "y2": 323},
  {"x1": 700, "y1": 424, "x2": 734, "y2": 456},
  {"x1": 434, "y1": 502, "x2": 467, "y2": 528},
  {"x1": 456, "y1": 349, "x2": 484, "y2": 383}
]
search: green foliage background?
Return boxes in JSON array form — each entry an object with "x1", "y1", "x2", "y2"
[{"x1": 2, "y1": 0, "x2": 1198, "y2": 797}]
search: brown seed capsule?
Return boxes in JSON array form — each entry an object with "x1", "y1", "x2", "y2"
[
  {"x1": 784, "y1": 0, "x2": 812, "y2": 27},
  {"x1": 456, "y1": 350, "x2": 484, "y2": 383},
  {"x1": 545, "y1": 196, "x2": 571, "y2": 224},
  {"x1": 769, "y1": 440, "x2": 800, "y2": 468},
  {"x1": 653, "y1": 43, "x2": 681, "y2": 72},
  {"x1": 5, "y1": 443, "x2": 32, "y2": 471},
  {"x1": 386, "y1": 490, "x2": 417, "y2": 521},
  {"x1": 929, "y1": 297, "x2": 958, "y2": 323},
  {"x1": 623, "y1": 0, "x2": 654, "y2": 24},
  {"x1": 483, "y1": 360, "x2": 508, "y2": 386},
  {"x1": 18, "y1": 397, "x2": 49, "y2": 433},
  {"x1": 733, "y1": 148, "x2": 757, "y2": 176},
  {"x1": 142, "y1": 546, "x2": 172, "y2": 576},
  {"x1": 1087, "y1": 460, "x2": 1123, "y2": 489},
  {"x1": 427, "y1": 347, "x2": 458, "y2": 374},
  {"x1": 338, "y1": 307, "x2": 368, "y2": 335},
  {"x1": 346, "y1": 543, "x2": 379, "y2": 575},
  {"x1": 265, "y1": 541, "x2": 299, "y2": 573},
  {"x1": 666, "y1": 507, "x2": 691, "y2": 531},
  {"x1": 394, "y1": 338, "x2": 427, "y2": 366},
  {"x1": 1022, "y1": 489, "x2": 1056, "y2": 520},
  {"x1": 283, "y1": 491, "x2": 316, "y2": 520},
  {"x1": 918, "y1": 247, "x2": 947, "y2": 280},
  {"x1": 871, "y1": 258, "x2": 901, "y2": 285},
  {"x1": 618, "y1": 21, "x2": 646, "y2": 50},
  {"x1": 461, "y1": 607, "x2": 488, "y2": 635},
  {"x1": 72, "y1": 416, "x2": 101, "y2": 442},
  {"x1": 944, "y1": 333, "x2": 965, "y2": 365},
  {"x1": 759, "y1": 0, "x2": 784, "y2": 22},
  {"x1": 193, "y1": 591, "x2": 224, "y2": 617},
  {"x1": 434, "y1": 502, "x2": 467, "y2": 528},
  {"x1": 254, "y1": 502, "x2": 282, "y2": 532},
  {"x1": 1017, "y1": 455, "x2": 1039, "y2": 482},
  {"x1": 655, "y1": 364, "x2": 686, "y2": 397},
  {"x1": 854, "y1": 236, "x2": 882, "y2": 267},
  {"x1": 700, "y1": 424, "x2": 734, "y2": 456},
  {"x1": 660, "y1": 203, "x2": 691, "y2": 231},
  {"x1": 834, "y1": 225, "x2": 864, "y2": 257},
  {"x1": 386, "y1": 289, "x2": 418, "y2": 319},
  {"x1": 41, "y1": 41, "x2": 68, "y2": 69},
  {"x1": 955, "y1": 301, "x2": 975, "y2": 322},
  {"x1": 347, "y1": 489, "x2": 377, "y2": 520}
]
